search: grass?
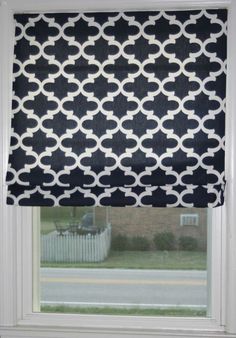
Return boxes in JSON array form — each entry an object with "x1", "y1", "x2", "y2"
[
  {"x1": 41, "y1": 305, "x2": 206, "y2": 317},
  {"x1": 41, "y1": 250, "x2": 206, "y2": 270},
  {"x1": 40, "y1": 207, "x2": 206, "y2": 270},
  {"x1": 41, "y1": 207, "x2": 92, "y2": 234},
  {"x1": 41, "y1": 206, "x2": 92, "y2": 222}
]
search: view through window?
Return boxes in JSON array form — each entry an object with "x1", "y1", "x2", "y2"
[{"x1": 35, "y1": 207, "x2": 210, "y2": 317}]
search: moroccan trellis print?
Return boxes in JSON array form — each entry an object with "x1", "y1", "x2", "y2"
[{"x1": 6, "y1": 10, "x2": 227, "y2": 207}]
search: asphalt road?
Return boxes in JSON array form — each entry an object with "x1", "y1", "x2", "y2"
[{"x1": 40, "y1": 268, "x2": 207, "y2": 309}]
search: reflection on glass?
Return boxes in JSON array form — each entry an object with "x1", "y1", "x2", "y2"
[{"x1": 36, "y1": 207, "x2": 209, "y2": 317}]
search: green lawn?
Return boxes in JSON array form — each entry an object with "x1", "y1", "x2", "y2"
[
  {"x1": 41, "y1": 250, "x2": 206, "y2": 270},
  {"x1": 41, "y1": 206, "x2": 92, "y2": 234},
  {"x1": 41, "y1": 305, "x2": 206, "y2": 317},
  {"x1": 40, "y1": 207, "x2": 206, "y2": 270}
]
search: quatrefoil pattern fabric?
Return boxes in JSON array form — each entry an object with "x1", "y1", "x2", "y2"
[{"x1": 6, "y1": 10, "x2": 227, "y2": 207}]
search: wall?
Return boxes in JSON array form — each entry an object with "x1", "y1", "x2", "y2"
[{"x1": 109, "y1": 207, "x2": 208, "y2": 250}]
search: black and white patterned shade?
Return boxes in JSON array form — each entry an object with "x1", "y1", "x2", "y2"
[{"x1": 6, "y1": 10, "x2": 227, "y2": 207}]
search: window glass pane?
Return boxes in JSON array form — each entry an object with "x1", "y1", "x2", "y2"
[{"x1": 34, "y1": 207, "x2": 210, "y2": 317}]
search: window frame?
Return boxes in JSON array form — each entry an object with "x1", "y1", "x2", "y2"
[{"x1": 0, "y1": 0, "x2": 236, "y2": 337}]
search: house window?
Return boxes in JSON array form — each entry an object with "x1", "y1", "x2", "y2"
[{"x1": 180, "y1": 214, "x2": 199, "y2": 227}]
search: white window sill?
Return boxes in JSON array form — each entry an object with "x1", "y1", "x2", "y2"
[{"x1": 0, "y1": 326, "x2": 235, "y2": 338}]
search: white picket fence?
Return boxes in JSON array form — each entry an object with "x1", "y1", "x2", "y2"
[{"x1": 41, "y1": 225, "x2": 111, "y2": 263}]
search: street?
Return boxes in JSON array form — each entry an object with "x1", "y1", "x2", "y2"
[{"x1": 41, "y1": 268, "x2": 207, "y2": 309}]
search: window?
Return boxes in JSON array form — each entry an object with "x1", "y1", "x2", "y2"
[
  {"x1": 36, "y1": 206, "x2": 208, "y2": 317},
  {"x1": 1, "y1": 0, "x2": 236, "y2": 338},
  {"x1": 180, "y1": 214, "x2": 199, "y2": 226}
]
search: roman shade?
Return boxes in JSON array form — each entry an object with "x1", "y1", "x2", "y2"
[{"x1": 6, "y1": 9, "x2": 227, "y2": 207}]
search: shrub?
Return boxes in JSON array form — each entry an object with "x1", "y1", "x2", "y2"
[
  {"x1": 130, "y1": 236, "x2": 150, "y2": 251},
  {"x1": 111, "y1": 234, "x2": 129, "y2": 251},
  {"x1": 179, "y1": 236, "x2": 198, "y2": 251},
  {"x1": 153, "y1": 231, "x2": 175, "y2": 251}
]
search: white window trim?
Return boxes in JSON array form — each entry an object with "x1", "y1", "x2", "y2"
[{"x1": 0, "y1": 0, "x2": 236, "y2": 337}]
